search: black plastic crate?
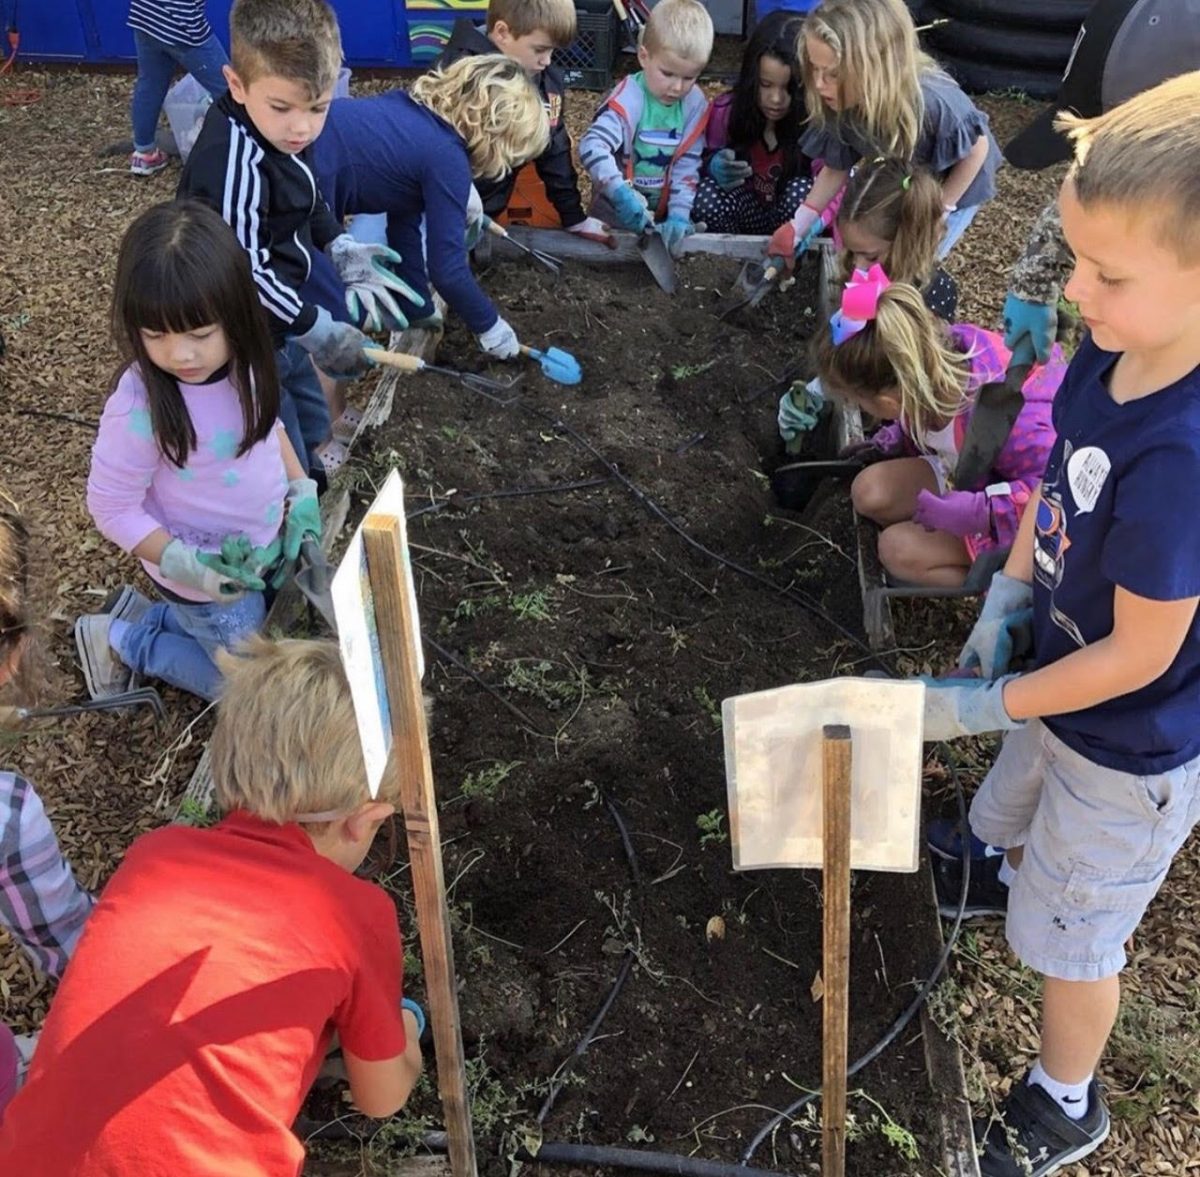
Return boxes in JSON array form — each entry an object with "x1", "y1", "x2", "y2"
[{"x1": 557, "y1": 5, "x2": 620, "y2": 91}]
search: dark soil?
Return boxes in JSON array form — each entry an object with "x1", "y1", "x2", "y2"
[{"x1": 305, "y1": 254, "x2": 945, "y2": 1175}]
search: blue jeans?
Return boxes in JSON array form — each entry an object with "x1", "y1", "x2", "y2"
[
  {"x1": 276, "y1": 340, "x2": 333, "y2": 479},
  {"x1": 937, "y1": 203, "x2": 981, "y2": 260},
  {"x1": 112, "y1": 593, "x2": 266, "y2": 701},
  {"x1": 131, "y1": 30, "x2": 229, "y2": 152}
]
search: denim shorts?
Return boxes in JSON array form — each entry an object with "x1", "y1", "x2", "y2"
[{"x1": 970, "y1": 719, "x2": 1200, "y2": 980}]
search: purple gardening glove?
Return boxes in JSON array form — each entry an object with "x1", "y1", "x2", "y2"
[
  {"x1": 912, "y1": 488, "x2": 990, "y2": 537},
  {"x1": 839, "y1": 421, "x2": 905, "y2": 460}
]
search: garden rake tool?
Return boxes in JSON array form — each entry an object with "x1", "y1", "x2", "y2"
[
  {"x1": 715, "y1": 256, "x2": 784, "y2": 319},
  {"x1": 2, "y1": 686, "x2": 166, "y2": 725},
  {"x1": 519, "y1": 344, "x2": 581, "y2": 385},
  {"x1": 482, "y1": 218, "x2": 563, "y2": 275},
  {"x1": 363, "y1": 346, "x2": 522, "y2": 394}
]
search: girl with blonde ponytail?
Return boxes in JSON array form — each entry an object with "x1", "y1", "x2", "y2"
[{"x1": 816, "y1": 274, "x2": 1064, "y2": 587}]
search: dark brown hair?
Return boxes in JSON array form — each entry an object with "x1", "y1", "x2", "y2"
[
  {"x1": 110, "y1": 200, "x2": 279, "y2": 469},
  {"x1": 230, "y1": 0, "x2": 343, "y2": 96}
]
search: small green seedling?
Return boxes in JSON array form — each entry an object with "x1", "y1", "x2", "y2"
[
  {"x1": 671, "y1": 360, "x2": 716, "y2": 381},
  {"x1": 461, "y1": 760, "x2": 523, "y2": 800},
  {"x1": 697, "y1": 809, "x2": 727, "y2": 848}
]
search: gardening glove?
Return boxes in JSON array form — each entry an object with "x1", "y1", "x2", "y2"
[
  {"x1": 766, "y1": 204, "x2": 820, "y2": 272},
  {"x1": 912, "y1": 488, "x2": 990, "y2": 538},
  {"x1": 778, "y1": 378, "x2": 825, "y2": 445},
  {"x1": 659, "y1": 215, "x2": 694, "y2": 257},
  {"x1": 609, "y1": 181, "x2": 652, "y2": 233},
  {"x1": 465, "y1": 185, "x2": 486, "y2": 249},
  {"x1": 293, "y1": 308, "x2": 373, "y2": 379},
  {"x1": 328, "y1": 234, "x2": 423, "y2": 334},
  {"x1": 708, "y1": 147, "x2": 752, "y2": 191},
  {"x1": 282, "y1": 477, "x2": 321, "y2": 563},
  {"x1": 567, "y1": 216, "x2": 616, "y2": 248},
  {"x1": 200, "y1": 534, "x2": 285, "y2": 589},
  {"x1": 919, "y1": 674, "x2": 1022, "y2": 741},
  {"x1": 1002, "y1": 292, "x2": 1056, "y2": 366},
  {"x1": 838, "y1": 421, "x2": 905, "y2": 461},
  {"x1": 478, "y1": 316, "x2": 520, "y2": 360},
  {"x1": 162, "y1": 538, "x2": 256, "y2": 601},
  {"x1": 959, "y1": 571, "x2": 1034, "y2": 680},
  {"x1": 401, "y1": 997, "x2": 426, "y2": 1038}
]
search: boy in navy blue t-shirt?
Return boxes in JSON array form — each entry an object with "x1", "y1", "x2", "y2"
[{"x1": 920, "y1": 72, "x2": 1200, "y2": 1176}]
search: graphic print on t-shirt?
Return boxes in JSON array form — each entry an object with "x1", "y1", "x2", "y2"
[{"x1": 1034, "y1": 436, "x2": 1111, "y2": 649}]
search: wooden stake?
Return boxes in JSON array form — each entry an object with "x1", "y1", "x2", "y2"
[
  {"x1": 821, "y1": 725, "x2": 852, "y2": 1177},
  {"x1": 363, "y1": 515, "x2": 477, "y2": 1177}
]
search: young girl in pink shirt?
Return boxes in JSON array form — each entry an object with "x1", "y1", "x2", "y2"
[{"x1": 77, "y1": 200, "x2": 318, "y2": 701}]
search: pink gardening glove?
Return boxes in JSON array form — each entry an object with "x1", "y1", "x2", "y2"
[
  {"x1": 912, "y1": 488, "x2": 990, "y2": 537},
  {"x1": 839, "y1": 420, "x2": 905, "y2": 460}
]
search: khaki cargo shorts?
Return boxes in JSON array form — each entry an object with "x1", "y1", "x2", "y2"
[{"x1": 969, "y1": 719, "x2": 1200, "y2": 981}]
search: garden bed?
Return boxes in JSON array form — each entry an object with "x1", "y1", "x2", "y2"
[{"x1": 303, "y1": 252, "x2": 953, "y2": 1176}]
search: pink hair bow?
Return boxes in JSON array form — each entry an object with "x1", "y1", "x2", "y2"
[{"x1": 830, "y1": 264, "x2": 891, "y2": 345}]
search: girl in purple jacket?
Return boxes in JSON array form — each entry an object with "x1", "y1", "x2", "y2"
[
  {"x1": 817, "y1": 269, "x2": 1065, "y2": 588},
  {"x1": 692, "y1": 11, "x2": 813, "y2": 235}
]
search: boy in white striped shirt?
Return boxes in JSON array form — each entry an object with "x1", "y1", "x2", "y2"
[{"x1": 127, "y1": 0, "x2": 229, "y2": 175}]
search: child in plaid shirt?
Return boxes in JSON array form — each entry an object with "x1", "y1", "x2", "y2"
[{"x1": 0, "y1": 491, "x2": 94, "y2": 1121}]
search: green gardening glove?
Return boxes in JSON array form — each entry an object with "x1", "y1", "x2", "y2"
[
  {"x1": 197, "y1": 534, "x2": 282, "y2": 590},
  {"x1": 282, "y1": 478, "x2": 321, "y2": 563}
]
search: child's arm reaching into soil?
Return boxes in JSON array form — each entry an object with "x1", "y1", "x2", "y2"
[{"x1": 344, "y1": 1006, "x2": 424, "y2": 1117}]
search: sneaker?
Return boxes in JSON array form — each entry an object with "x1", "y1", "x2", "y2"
[
  {"x1": 928, "y1": 817, "x2": 1005, "y2": 862},
  {"x1": 976, "y1": 1075, "x2": 1110, "y2": 1176},
  {"x1": 74, "y1": 613, "x2": 132, "y2": 700},
  {"x1": 100, "y1": 584, "x2": 153, "y2": 627},
  {"x1": 129, "y1": 147, "x2": 169, "y2": 176},
  {"x1": 934, "y1": 851, "x2": 1008, "y2": 919}
]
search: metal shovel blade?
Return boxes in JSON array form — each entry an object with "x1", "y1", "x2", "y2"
[
  {"x1": 951, "y1": 362, "x2": 1031, "y2": 490},
  {"x1": 715, "y1": 258, "x2": 781, "y2": 319},
  {"x1": 296, "y1": 539, "x2": 338, "y2": 631},
  {"x1": 638, "y1": 228, "x2": 677, "y2": 294}
]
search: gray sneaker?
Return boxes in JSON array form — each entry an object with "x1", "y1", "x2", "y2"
[
  {"x1": 101, "y1": 584, "x2": 154, "y2": 626},
  {"x1": 74, "y1": 613, "x2": 132, "y2": 700}
]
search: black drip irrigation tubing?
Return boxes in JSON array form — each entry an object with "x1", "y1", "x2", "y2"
[
  {"x1": 405, "y1": 475, "x2": 613, "y2": 522},
  {"x1": 372, "y1": 379, "x2": 974, "y2": 1173}
]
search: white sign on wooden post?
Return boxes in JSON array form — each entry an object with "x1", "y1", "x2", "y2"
[
  {"x1": 722, "y1": 677, "x2": 926, "y2": 873},
  {"x1": 331, "y1": 468, "x2": 425, "y2": 798}
]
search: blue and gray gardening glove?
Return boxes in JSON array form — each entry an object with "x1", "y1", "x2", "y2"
[
  {"x1": 293, "y1": 307, "x2": 373, "y2": 379},
  {"x1": 659, "y1": 215, "x2": 695, "y2": 257},
  {"x1": 919, "y1": 675, "x2": 1022, "y2": 741},
  {"x1": 958, "y1": 572, "x2": 1034, "y2": 680},
  {"x1": 778, "y1": 377, "x2": 826, "y2": 450},
  {"x1": 609, "y1": 182, "x2": 652, "y2": 233},
  {"x1": 708, "y1": 148, "x2": 752, "y2": 191},
  {"x1": 328, "y1": 234, "x2": 423, "y2": 334},
  {"x1": 1002, "y1": 292, "x2": 1056, "y2": 366}
]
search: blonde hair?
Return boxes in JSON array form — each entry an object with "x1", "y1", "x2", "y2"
[
  {"x1": 800, "y1": 0, "x2": 935, "y2": 159},
  {"x1": 1057, "y1": 70, "x2": 1200, "y2": 265},
  {"x1": 411, "y1": 56, "x2": 550, "y2": 181},
  {"x1": 816, "y1": 282, "x2": 968, "y2": 444},
  {"x1": 212, "y1": 636, "x2": 394, "y2": 823},
  {"x1": 642, "y1": 0, "x2": 713, "y2": 64},
  {"x1": 487, "y1": 0, "x2": 577, "y2": 46},
  {"x1": 229, "y1": 0, "x2": 343, "y2": 98},
  {"x1": 837, "y1": 158, "x2": 944, "y2": 288}
]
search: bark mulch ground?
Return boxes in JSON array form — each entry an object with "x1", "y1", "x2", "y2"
[{"x1": 0, "y1": 61, "x2": 1196, "y2": 1175}]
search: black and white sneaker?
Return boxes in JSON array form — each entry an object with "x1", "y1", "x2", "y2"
[
  {"x1": 976, "y1": 1075, "x2": 1110, "y2": 1176},
  {"x1": 934, "y1": 851, "x2": 1009, "y2": 919}
]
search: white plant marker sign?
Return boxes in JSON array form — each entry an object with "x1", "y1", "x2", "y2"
[
  {"x1": 722, "y1": 677, "x2": 926, "y2": 872},
  {"x1": 331, "y1": 468, "x2": 424, "y2": 797}
]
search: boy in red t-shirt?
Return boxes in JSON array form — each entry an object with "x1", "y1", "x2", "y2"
[{"x1": 0, "y1": 636, "x2": 423, "y2": 1176}]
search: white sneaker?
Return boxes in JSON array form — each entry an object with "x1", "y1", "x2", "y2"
[{"x1": 74, "y1": 613, "x2": 132, "y2": 700}]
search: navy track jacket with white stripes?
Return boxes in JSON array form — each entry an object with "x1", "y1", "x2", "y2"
[{"x1": 178, "y1": 91, "x2": 344, "y2": 341}]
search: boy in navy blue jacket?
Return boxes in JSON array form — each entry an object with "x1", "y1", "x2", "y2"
[
  {"x1": 436, "y1": 0, "x2": 610, "y2": 243},
  {"x1": 920, "y1": 72, "x2": 1200, "y2": 1177},
  {"x1": 179, "y1": 0, "x2": 414, "y2": 481}
]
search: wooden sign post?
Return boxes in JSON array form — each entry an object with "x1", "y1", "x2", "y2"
[
  {"x1": 361, "y1": 510, "x2": 476, "y2": 1177},
  {"x1": 821, "y1": 726, "x2": 852, "y2": 1177}
]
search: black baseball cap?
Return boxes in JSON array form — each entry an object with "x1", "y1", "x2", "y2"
[{"x1": 1005, "y1": 0, "x2": 1200, "y2": 170}]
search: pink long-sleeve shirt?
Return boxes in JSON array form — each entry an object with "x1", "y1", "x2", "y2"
[{"x1": 87, "y1": 366, "x2": 287, "y2": 602}]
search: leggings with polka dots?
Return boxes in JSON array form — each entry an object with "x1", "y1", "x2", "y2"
[{"x1": 692, "y1": 175, "x2": 814, "y2": 235}]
